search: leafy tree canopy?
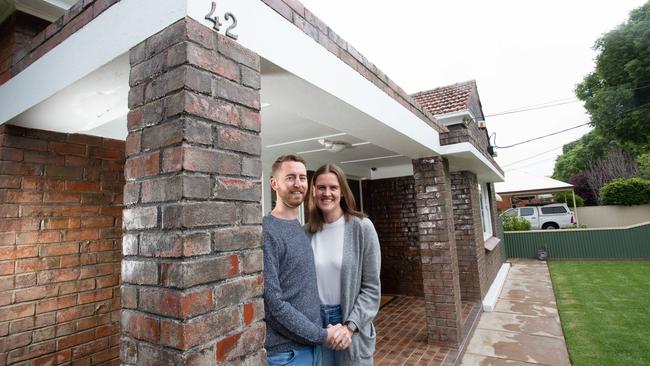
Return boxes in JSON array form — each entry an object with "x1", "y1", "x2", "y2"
[
  {"x1": 576, "y1": 2, "x2": 650, "y2": 152},
  {"x1": 552, "y1": 130, "x2": 615, "y2": 182}
]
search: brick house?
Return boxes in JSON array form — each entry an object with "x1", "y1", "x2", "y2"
[{"x1": 0, "y1": 1, "x2": 506, "y2": 365}]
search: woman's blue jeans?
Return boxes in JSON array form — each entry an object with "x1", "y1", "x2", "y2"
[
  {"x1": 320, "y1": 304, "x2": 343, "y2": 366},
  {"x1": 267, "y1": 346, "x2": 320, "y2": 366}
]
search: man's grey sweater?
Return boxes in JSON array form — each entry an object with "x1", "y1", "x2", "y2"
[{"x1": 263, "y1": 214, "x2": 328, "y2": 354}]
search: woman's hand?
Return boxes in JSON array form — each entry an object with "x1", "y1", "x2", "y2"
[{"x1": 326, "y1": 324, "x2": 353, "y2": 350}]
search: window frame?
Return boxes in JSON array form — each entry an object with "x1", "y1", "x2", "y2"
[{"x1": 477, "y1": 181, "x2": 493, "y2": 240}]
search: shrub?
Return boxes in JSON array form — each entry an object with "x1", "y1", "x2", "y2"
[
  {"x1": 552, "y1": 192, "x2": 584, "y2": 207},
  {"x1": 639, "y1": 153, "x2": 650, "y2": 180},
  {"x1": 562, "y1": 223, "x2": 588, "y2": 229},
  {"x1": 502, "y1": 214, "x2": 532, "y2": 231},
  {"x1": 570, "y1": 173, "x2": 598, "y2": 205},
  {"x1": 599, "y1": 178, "x2": 650, "y2": 205}
]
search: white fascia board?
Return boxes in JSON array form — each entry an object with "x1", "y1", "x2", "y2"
[
  {"x1": 441, "y1": 142, "x2": 504, "y2": 181},
  {"x1": 187, "y1": 0, "x2": 442, "y2": 157},
  {"x1": 0, "y1": 0, "x2": 187, "y2": 125}
]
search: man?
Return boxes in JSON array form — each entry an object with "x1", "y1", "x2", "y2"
[{"x1": 263, "y1": 155, "x2": 343, "y2": 366}]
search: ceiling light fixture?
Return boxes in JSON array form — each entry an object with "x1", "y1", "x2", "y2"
[
  {"x1": 318, "y1": 139, "x2": 351, "y2": 153},
  {"x1": 265, "y1": 133, "x2": 346, "y2": 148}
]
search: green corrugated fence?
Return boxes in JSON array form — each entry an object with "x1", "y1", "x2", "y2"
[{"x1": 504, "y1": 222, "x2": 650, "y2": 259}]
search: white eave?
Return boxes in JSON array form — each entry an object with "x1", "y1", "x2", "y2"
[
  {"x1": 441, "y1": 142, "x2": 504, "y2": 182},
  {"x1": 15, "y1": 0, "x2": 77, "y2": 22},
  {"x1": 1, "y1": 0, "x2": 442, "y2": 159},
  {"x1": 0, "y1": 0, "x2": 505, "y2": 183},
  {"x1": 435, "y1": 109, "x2": 476, "y2": 126}
]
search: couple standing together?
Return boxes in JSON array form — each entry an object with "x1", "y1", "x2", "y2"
[{"x1": 263, "y1": 155, "x2": 381, "y2": 366}]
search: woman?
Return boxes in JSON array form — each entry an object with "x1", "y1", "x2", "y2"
[{"x1": 306, "y1": 163, "x2": 381, "y2": 366}]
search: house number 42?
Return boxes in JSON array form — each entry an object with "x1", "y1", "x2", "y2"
[{"x1": 205, "y1": 2, "x2": 238, "y2": 40}]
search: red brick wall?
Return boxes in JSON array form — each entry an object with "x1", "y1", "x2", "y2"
[
  {"x1": 482, "y1": 183, "x2": 504, "y2": 293},
  {"x1": 0, "y1": 12, "x2": 49, "y2": 85},
  {"x1": 2, "y1": 0, "x2": 122, "y2": 87},
  {"x1": 440, "y1": 123, "x2": 501, "y2": 174},
  {"x1": 0, "y1": 16, "x2": 15, "y2": 84},
  {"x1": 0, "y1": 124, "x2": 123, "y2": 366},
  {"x1": 363, "y1": 177, "x2": 423, "y2": 297},
  {"x1": 451, "y1": 171, "x2": 485, "y2": 302}
]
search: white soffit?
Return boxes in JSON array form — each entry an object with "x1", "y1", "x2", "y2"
[
  {"x1": 16, "y1": 0, "x2": 77, "y2": 22},
  {"x1": 0, "y1": 0, "x2": 188, "y2": 125},
  {"x1": 187, "y1": 0, "x2": 442, "y2": 159},
  {"x1": 441, "y1": 142, "x2": 504, "y2": 182},
  {"x1": 10, "y1": 53, "x2": 129, "y2": 138}
]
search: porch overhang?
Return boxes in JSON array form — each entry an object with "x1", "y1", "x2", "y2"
[
  {"x1": 0, "y1": 0, "x2": 444, "y2": 165},
  {"x1": 441, "y1": 142, "x2": 504, "y2": 182}
]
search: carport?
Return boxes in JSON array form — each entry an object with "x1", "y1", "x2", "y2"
[{"x1": 495, "y1": 170, "x2": 580, "y2": 225}]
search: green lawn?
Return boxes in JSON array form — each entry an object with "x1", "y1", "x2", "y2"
[{"x1": 548, "y1": 261, "x2": 650, "y2": 366}]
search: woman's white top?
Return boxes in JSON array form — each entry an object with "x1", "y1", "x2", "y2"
[{"x1": 311, "y1": 216, "x2": 345, "y2": 305}]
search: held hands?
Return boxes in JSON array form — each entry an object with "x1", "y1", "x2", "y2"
[{"x1": 325, "y1": 323, "x2": 353, "y2": 351}]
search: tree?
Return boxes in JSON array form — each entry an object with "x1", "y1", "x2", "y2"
[
  {"x1": 583, "y1": 148, "x2": 639, "y2": 200},
  {"x1": 569, "y1": 173, "x2": 598, "y2": 206},
  {"x1": 576, "y1": 2, "x2": 650, "y2": 152},
  {"x1": 552, "y1": 192, "x2": 584, "y2": 207},
  {"x1": 639, "y1": 152, "x2": 650, "y2": 179},
  {"x1": 552, "y1": 130, "x2": 614, "y2": 182}
]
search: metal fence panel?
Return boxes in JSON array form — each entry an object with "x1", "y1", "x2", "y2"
[{"x1": 503, "y1": 223, "x2": 650, "y2": 259}]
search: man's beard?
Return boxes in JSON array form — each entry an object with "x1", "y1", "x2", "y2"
[{"x1": 279, "y1": 189, "x2": 305, "y2": 208}]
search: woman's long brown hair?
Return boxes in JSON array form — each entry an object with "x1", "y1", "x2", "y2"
[{"x1": 307, "y1": 163, "x2": 366, "y2": 233}]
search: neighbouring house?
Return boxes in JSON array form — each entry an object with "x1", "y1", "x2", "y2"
[{"x1": 0, "y1": 1, "x2": 506, "y2": 365}]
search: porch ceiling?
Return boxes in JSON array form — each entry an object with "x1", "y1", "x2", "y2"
[{"x1": 5, "y1": 54, "x2": 415, "y2": 179}]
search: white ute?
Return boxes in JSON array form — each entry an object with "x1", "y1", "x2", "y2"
[{"x1": 504, "y1": 203, "x2": 575, "y2": 230}]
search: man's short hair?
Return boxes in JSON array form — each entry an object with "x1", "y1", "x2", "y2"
[{"x1": 271, "y1": 154, "x2": 306, "y2": 177}]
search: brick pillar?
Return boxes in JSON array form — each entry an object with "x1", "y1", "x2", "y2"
[
  {"x1": 412, "y1": 156, "x2": 463, "y2": 347},
  {"x1": 121, "y1": 18, "x2": 265, "y2": 365},
  {"x1": 451, "y1": 171, "x2": 486, "y2": 302}
]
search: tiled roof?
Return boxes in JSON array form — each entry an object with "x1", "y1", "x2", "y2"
[{"x1": 412, "y1": 80, "x2": 476, "y2": 116}]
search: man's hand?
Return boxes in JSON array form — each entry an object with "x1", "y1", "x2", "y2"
[{"x1": 326, "y1": 324, "x2": 353, "y2": 350}]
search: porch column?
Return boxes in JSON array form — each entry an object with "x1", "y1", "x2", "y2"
[
  {"x1": 121, "y1": 18, "x2": 265, "y2": 365},
  {"x1": 451, "y1": 171, "x2": 486, "y2": 302},
  {"x1": 412, "y1": 157, "x2": 463, "y2": 347}
]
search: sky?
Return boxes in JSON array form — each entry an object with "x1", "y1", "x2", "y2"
[{"x1": 298, "y1": 0, "x2": 647, "y2": 179}]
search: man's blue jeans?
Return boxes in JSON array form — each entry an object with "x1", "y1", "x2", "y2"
[
  {"x1": 267, "y1": 346, "x2": 320, "y2": 366},
  {"x1": 320, "y1": 304, "x2": 343, "y2": 366}
]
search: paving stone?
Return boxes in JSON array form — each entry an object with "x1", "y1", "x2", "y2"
[
  {"x1": 465, "y1": 329, "x2": 570, "y2": 366},
  {"x1": 477, "y1": 312, "x2": 564, "y2": 338}
]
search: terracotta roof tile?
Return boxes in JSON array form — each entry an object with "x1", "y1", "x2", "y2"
[{"x1": 412, "y1": 80, "x2": 476, "y2": 116}]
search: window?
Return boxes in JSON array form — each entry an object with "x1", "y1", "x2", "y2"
[
  {"x1": 541, "y1": 206, "x2": 567, "y2": 214},
  {"x1": 520, "y1": 207, "x2": 535, "y2": 216},
  {"x1": 477, "y1": 182, "x2": 493, "y2": 239}
]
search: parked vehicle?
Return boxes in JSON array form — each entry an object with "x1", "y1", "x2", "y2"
[{"x1": 503, "y1": 203, "x2": 575, "y2": 230}]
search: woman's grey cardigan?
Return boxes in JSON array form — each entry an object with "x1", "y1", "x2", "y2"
[{"x1": 309, "y1": 215, "x2": 381, "y2": 365}]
